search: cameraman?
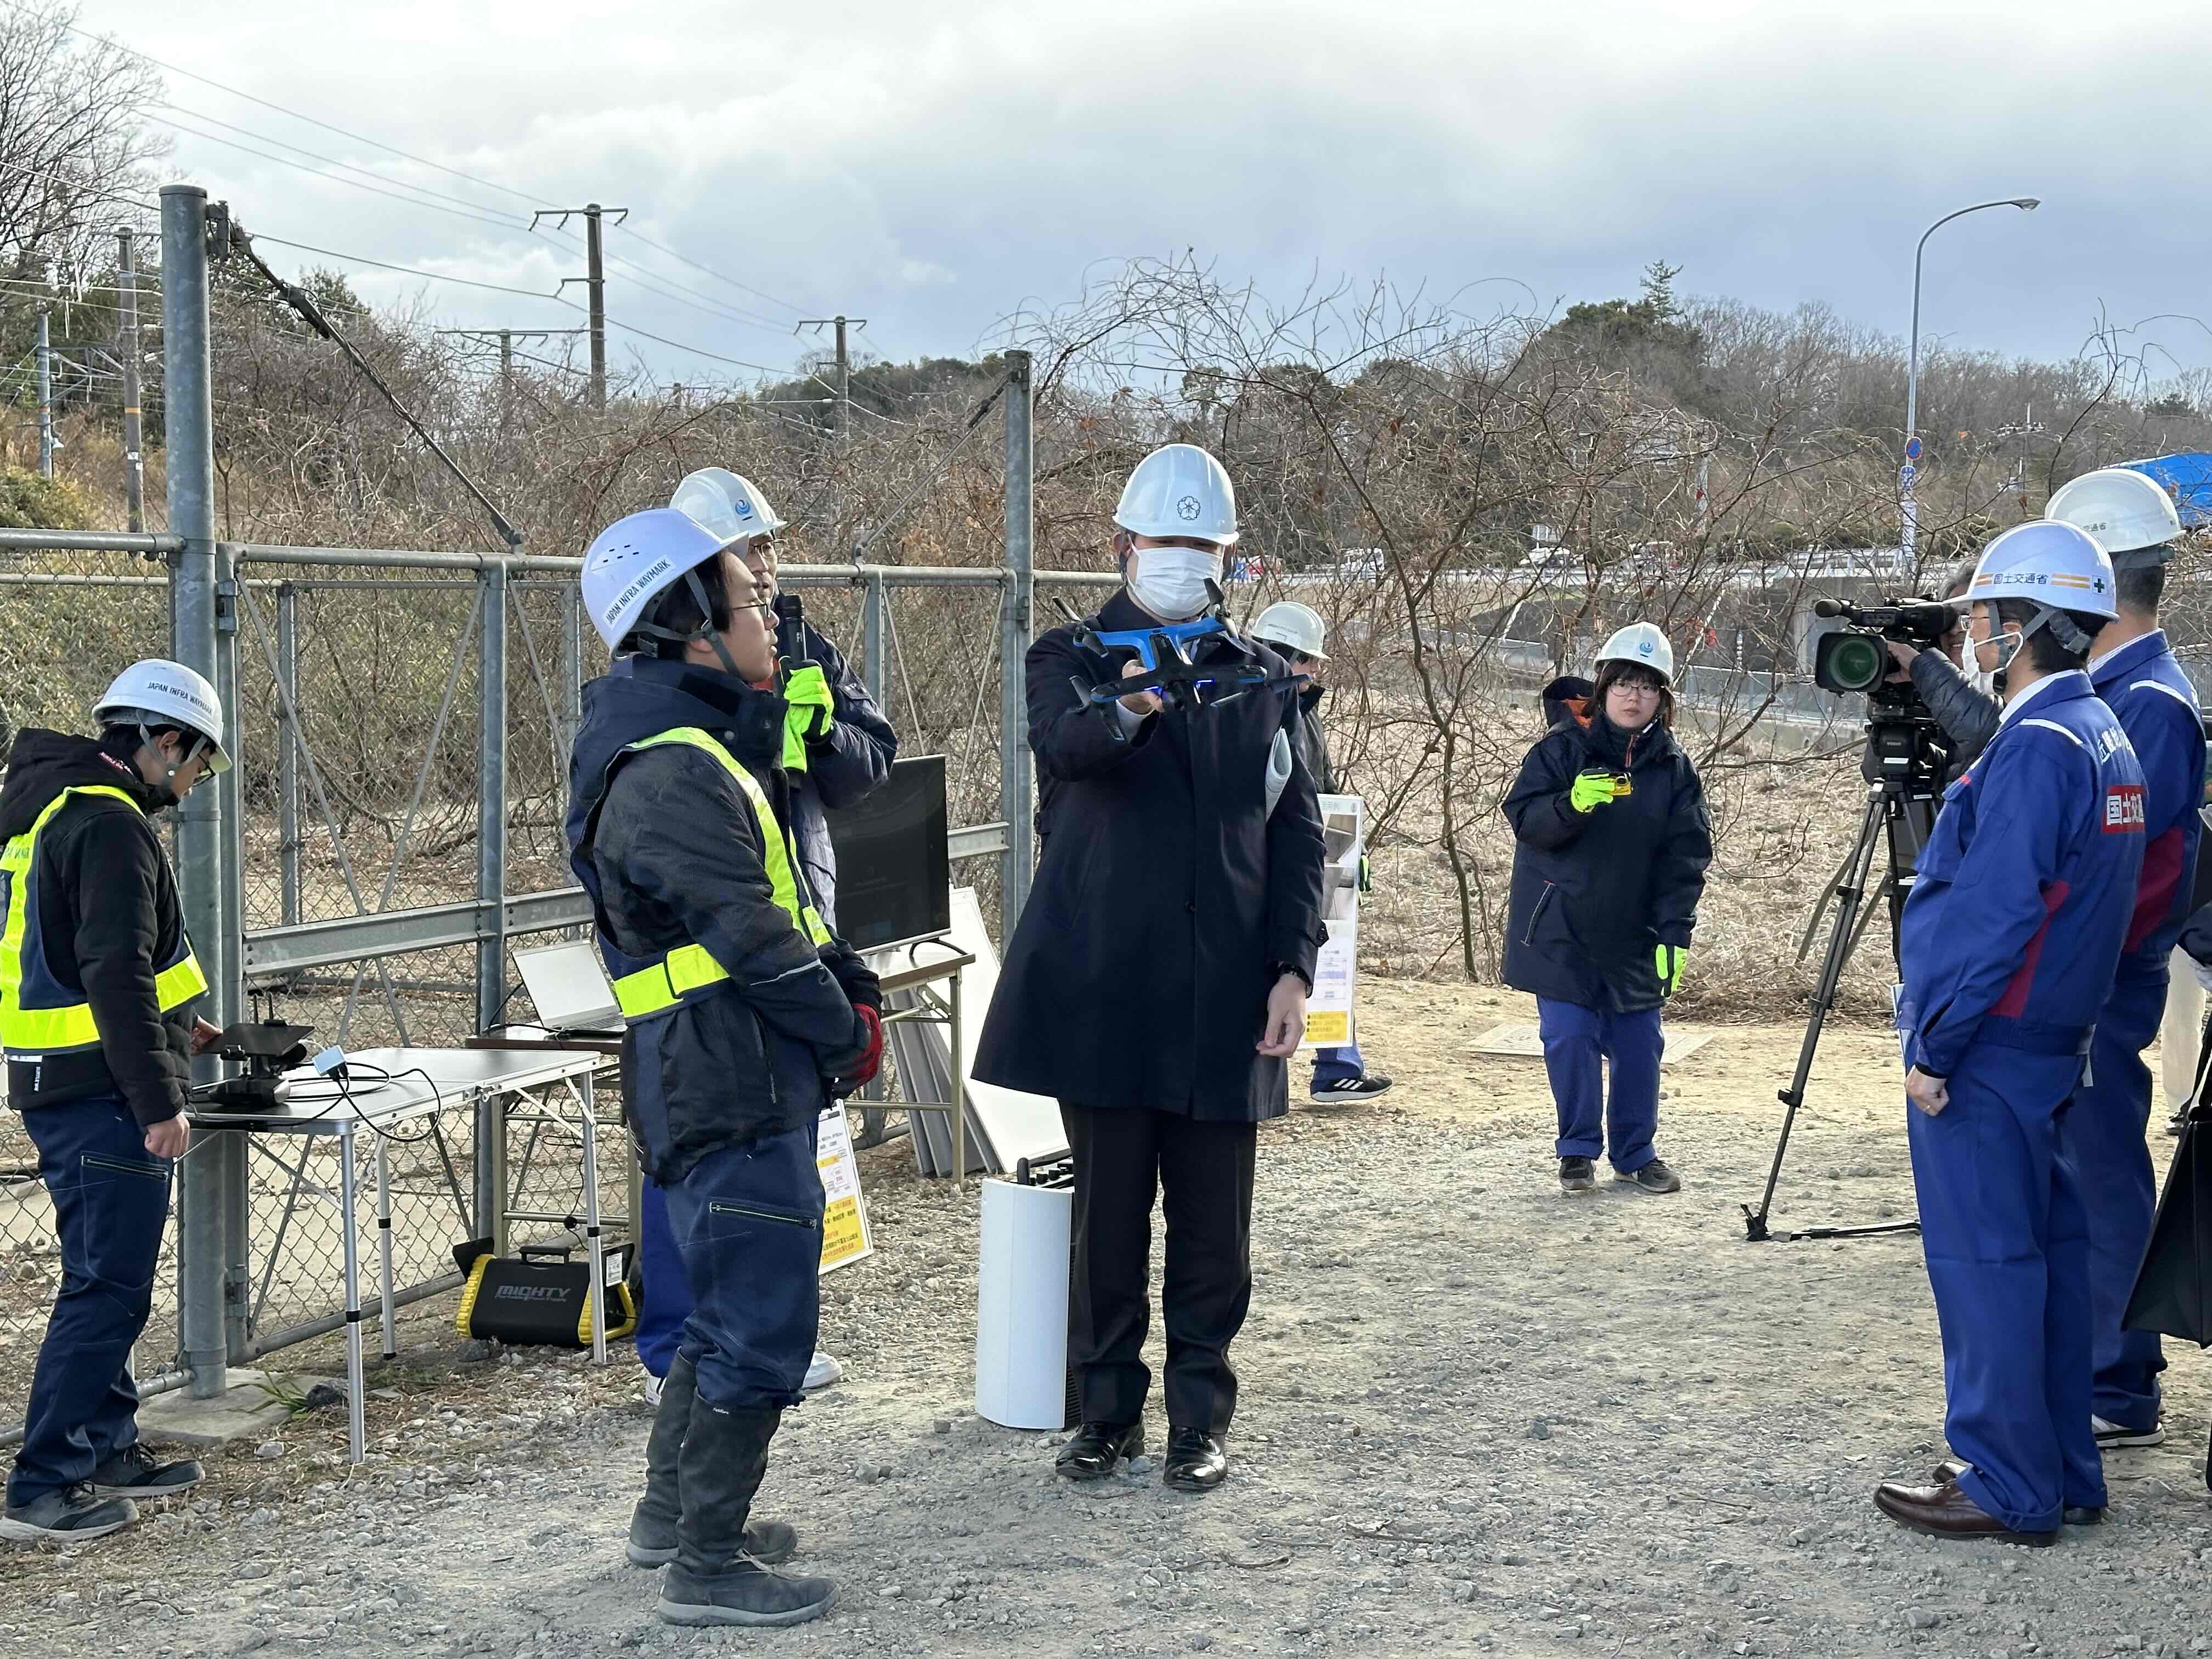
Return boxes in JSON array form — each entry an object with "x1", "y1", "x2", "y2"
[
  {"x1": 1884, "y1": 562, "x2": 1998, "y2": 779},
  {"x1": 1875, "y1": 521, "x2": 2143, "y2": 1547}
]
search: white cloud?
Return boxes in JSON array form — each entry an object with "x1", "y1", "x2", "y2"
[{"x1": 78, "y1": 0, "x2": 2212, "y2": 386}]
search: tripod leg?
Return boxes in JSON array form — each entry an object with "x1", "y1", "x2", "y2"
[{"x1": 1747, "y1": 791, "x2": 1884, "y2": 1239}]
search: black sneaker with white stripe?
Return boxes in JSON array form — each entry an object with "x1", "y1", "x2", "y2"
[
  {"x1": 2092, "y1": 1415, "x2": 2166, "y2": 1449},
  {"x1": 1310, "y1": 1074, "x2": 1392, "y2": 1102}
]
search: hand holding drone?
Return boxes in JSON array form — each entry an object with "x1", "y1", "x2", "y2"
[{"x1": 1065, "y1": 588, "x2": 1308, "y2": 716}]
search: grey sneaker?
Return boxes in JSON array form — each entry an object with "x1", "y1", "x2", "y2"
[
  {"x1": 0, "y1": 1482, "x2": 138, "y2": 1542},
  {"x1": 1617, "y1": 1159, "x2": 1683, "y2": 1195},
  {"x1": 659, "y1": 1555, "x2": 837, "y2": 1628},
  {"x1": 89, "y1": 1442, "x2": 205, "y2": 1500},
  {"x1": 1559, "y1": 1156, "x2": 1597, "y2": 1194}
]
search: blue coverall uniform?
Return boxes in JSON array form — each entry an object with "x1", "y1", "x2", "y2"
[
  {"x1": 2072, "y1": 631, "x2": 2203, "y2": 1435},
  {"x1": 1897, "y1": 670, "x2": 2145, "y2": 1534}
]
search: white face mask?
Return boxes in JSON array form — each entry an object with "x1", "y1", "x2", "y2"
[{"x1": 1127, "y1": 545, "x2": 1222, "y2": 620}]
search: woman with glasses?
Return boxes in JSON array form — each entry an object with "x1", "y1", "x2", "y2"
[{"x1": 1501, "y1": 623, "x2": 1712, "y2": 1195}]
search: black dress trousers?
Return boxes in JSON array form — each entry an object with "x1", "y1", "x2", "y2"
[{"x1": 1062, "y1": 1101, "x2": 1259, "y2": 1436}]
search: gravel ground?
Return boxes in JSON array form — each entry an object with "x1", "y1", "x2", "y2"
[{"x1": 3, "y1": 978, "x2": 2208, "y2": 1659}]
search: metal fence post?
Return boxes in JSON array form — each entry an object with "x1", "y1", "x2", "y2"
[
  {"x1": 276, "y1": 584, "x2": 302, "y2": 929},
  {"x1": 474, "y1": 564, "x2": 509, "y2": 1238},
  {"x1": 559, "y1": 580, "x2": 584, "y2": 765},
  {"x1": 36, "y1": 310, "x2": 53, "y2": 479},
  {"x1": 1000, "y1": 349, "x2": 1035, "y2": 929},
  {"x1": 162, "y1": 184, "x2": 229, "y2": 1400},
  {"x1": 862, "y1": 569, "x2": 886, "y2": 708},
  {"x1": 213, "y1": 537, "x2": 251, "y2": 1362}
]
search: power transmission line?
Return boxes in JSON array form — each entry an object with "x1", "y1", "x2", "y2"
[
  {"x1": 613, "y1": 225, "x2": 809, "y2": 318},
  {"x1": 153, "y1": 104, "x2": 535, "y2": 225},
  {"x1": 149, "y1": 113, "x2": 529, "y2": 234},
  {"x1": 54, "y1": 12, "x2": 828, "y2": 323},
  {"x1": 247, "y1": 235, "x2": 558, "y2": 300},
  {"x1": 148, "y1": 106, "x2": 801, "y2": 341}
]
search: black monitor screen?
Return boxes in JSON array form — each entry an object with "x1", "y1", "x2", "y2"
[{"x1": 823, "y1": 754, "x2": 951, "y2": 952}]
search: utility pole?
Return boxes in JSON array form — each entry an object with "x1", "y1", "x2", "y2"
[
  {"x1": 36, "y1": 310, "x2": 53, "y2": 478},
  {"x1": 798, "y1": 313, "x2": 867, "y2": 444},
  {"x1": 435, "y1": 325, "x2": 586, "y2": 430},
  {"x1": 531, "y1": 202, "x2": 628, "y2": 412},
  {"x1": 118, "y1": 229, "x2": 145, "y2": 531}
]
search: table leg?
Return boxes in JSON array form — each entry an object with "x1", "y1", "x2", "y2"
[
  {"x1": 376, "y1": 1130, "x2": 397, "y2": 1361},
  {"x1": 339, "y1": 1120, "x2": 366, "y2": 1465},
  {"x1": 579, "y1": 1074, "x2": 607, "y2": 1366},
  {"x1": 951, "y1": 972, "x2": 966, "y2": 1192},
  {"x1": 489, "y1": 1101, "x2": 511, "y2": 1256}
]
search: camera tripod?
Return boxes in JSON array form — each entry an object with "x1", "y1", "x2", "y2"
[{"x1": 1742, "y1": 727, "x2": 1943, "y2": 1243}]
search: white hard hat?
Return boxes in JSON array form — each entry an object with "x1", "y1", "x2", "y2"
[
  {"x1": 93, "y1": 658, "x2": 230, "y2": 774},
  {"x1": 1114, "y1": 443, "x2": 1240, "y2": 546},
  {"x1": 1969, "y1": 520, "x2": 2120, "y2": 622},
  {"x1": 2046, "y1": 467, "x2": 2183, "y2": 566},
  {"x1": 1594, "y1": 622, "x2": 1674, "y2": 685},
  {"x1": 1249, "y1": 601, "x2": 1327, "y2": 661},
  {"x1": 671, "y1": 467, "x2": 787, "y2": 545},
  {"x1": 581, "y1": 507, "x2": 732, "y2": 652}
]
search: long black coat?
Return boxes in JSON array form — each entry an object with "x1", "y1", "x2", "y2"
[
  {"x1": 974, "y1": 591, "x2": 1328, "y2": 1122},
  {"x1": 1500, "y1": 712, "x2": 1712, "y2": 1013},
  {"x1": 1291, "y1": 686, "x2": 1337, "y2": 795}
]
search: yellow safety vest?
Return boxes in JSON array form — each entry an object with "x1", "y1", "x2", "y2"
[
  {"x1": 1, "y1": 785, "x2": 208, "y2": 1056},
  {"x1": 607, "y1": 727, "x2": 831, "y2": 1021}
]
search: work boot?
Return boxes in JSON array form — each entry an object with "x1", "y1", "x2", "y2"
[
  {"x1": 88, "y1": 1442, "x2": 205, "y2": 1501},
  {"x1": 0, "y1": 1482, "x2": 137, "y2": 1543},
  {"x1": 627, "y1": 1355, "x2": 798, "y2": 1569},
  {"x1": 658, "y1": 1401, "x2": 834, "y2": 1628}
]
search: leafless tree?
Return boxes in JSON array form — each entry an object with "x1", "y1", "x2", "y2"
[{"x1": 0, "y1": 1, "x2": 166, "y2": 285}]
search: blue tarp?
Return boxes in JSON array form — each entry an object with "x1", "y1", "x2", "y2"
[{"x1": 2118, "y1": 453, "x2": 2212, "y2": 529}]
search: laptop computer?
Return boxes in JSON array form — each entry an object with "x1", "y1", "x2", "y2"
[{"x1": 512, "y1": 940, "x2": 625, "y2": 1038}]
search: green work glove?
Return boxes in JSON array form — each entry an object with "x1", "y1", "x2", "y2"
[
  {"x1": 1656, "y1": 943, "x2": 1686, "y2": 998},
  {"x1": 781, "y1": 664, "x2": 835, "y2": 773},
  {"x1": 1569, "y1": 770, "x2": 1620, "y2": 814}
]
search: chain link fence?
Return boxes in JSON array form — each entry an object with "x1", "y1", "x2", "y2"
[
  {"x1": 0, "y1": 524, "x2": 1055, "y2": 1432},
  {"x1": 0, "y1": 537, "x2": 182, "y2": 1426}
]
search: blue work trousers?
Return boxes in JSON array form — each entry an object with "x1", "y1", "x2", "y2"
[
  {"x1": 635, "y1": 1177, "x2": 685, "y2": 1379},
  {"x1": 1311, "y1": 1041, "x2": 1366, "y2": 1088},
  {"x1": 628, "y1": 1099, "x2": 823, "y2": 1412},
  {"x1": 7, "y1": 1095, "x2": 173, "y2": 1508},
  {"x1": 1537, "y1": 998, "x2": 1662, "y2": 1175},
  {"x1": 1907, "y1": 1046, "x2": 2103, "y2": 1533},
  {"x1": 2066, "y1": 972, "x2": 2168, "y2": 1433}
]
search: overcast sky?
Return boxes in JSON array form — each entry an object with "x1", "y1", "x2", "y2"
[{"x1": 81, "y1": 0, "x2": 2212, "y2": 404}]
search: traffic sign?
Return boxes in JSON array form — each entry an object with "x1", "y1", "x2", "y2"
[
  {"x1": 1905, "y1": 437, "x2": 1924, "y2": 461},
  {"x1": 1899, "y1": 463, "x2": 1917, "y2": 488}
]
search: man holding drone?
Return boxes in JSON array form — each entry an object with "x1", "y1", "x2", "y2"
[{"x1": 975, "y1": 442, "x2": 1326, "y2": 1494}]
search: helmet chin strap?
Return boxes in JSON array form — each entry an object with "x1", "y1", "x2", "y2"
[
  {"x1": 631, "y1": 566, "x2": 747, "y2": 681},
  {"x1": 1984, "y1": 605, "x2": 2093, "y2": 696},
  {"x1": 136, "y1": 721, "x2": 209, "y2": 807}
]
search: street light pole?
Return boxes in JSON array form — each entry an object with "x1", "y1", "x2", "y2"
[{"x1": 1903, "y1": 196, "x2": 2039, "y2": 565}]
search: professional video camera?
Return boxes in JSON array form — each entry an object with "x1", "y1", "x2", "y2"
[
  {"x1": 1807, "y1": 596, "x2": 1960, "y2": 793},
  {"x1": 1810, "y1": 596, "x2": 1958, "y2": 703}
]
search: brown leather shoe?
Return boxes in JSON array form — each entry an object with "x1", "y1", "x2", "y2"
[
  {"x1": 1928, "y1": 1460, "x2": 2104, "y2": 1526},
  {"x1": 1873, "y1": 1479, "x2": 2057, "y2": 1545}
]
